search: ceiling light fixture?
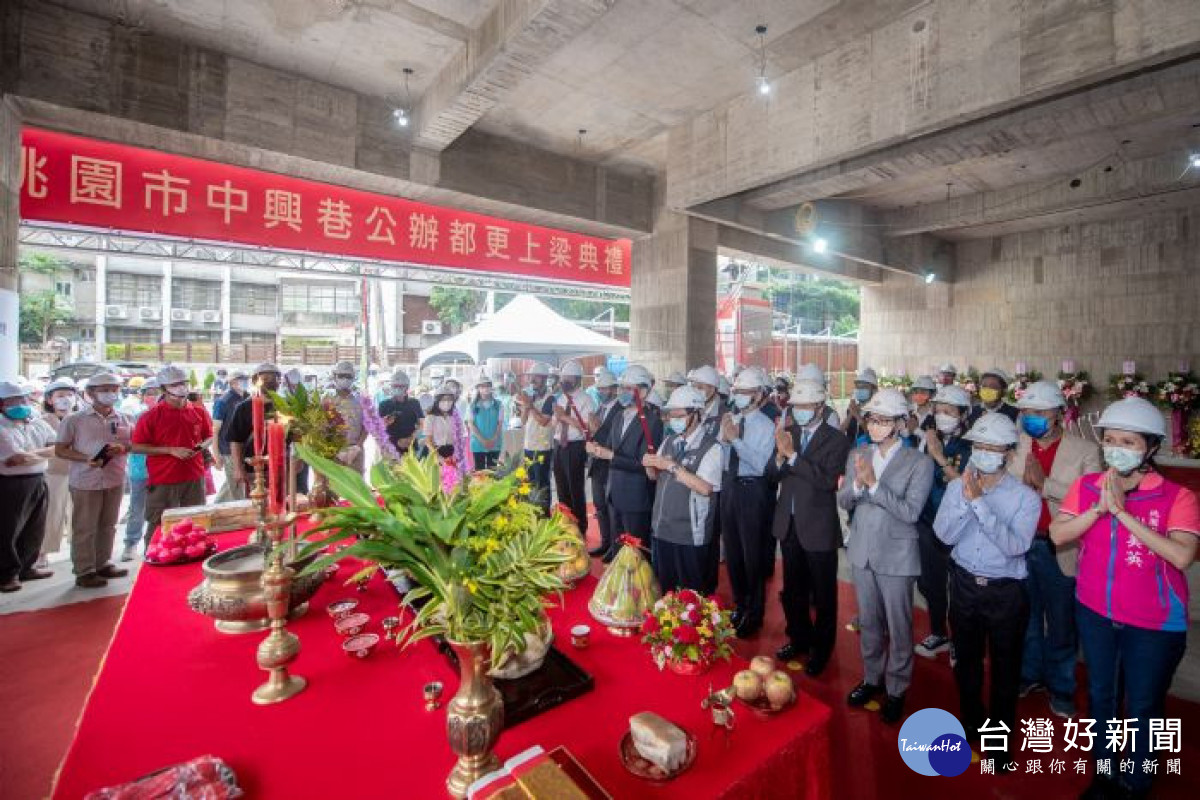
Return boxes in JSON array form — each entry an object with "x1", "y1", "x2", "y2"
[
  {"x1": 393, "y1": 68, "x2": 414, "y2": 128},
  {"x1": 924, "y1": 271, "x2": 936, "y2": 284},
  {"x1": 811, "y1": 236, "x2": 827, "y2": 254},
  {"x1": 1190, "y1": 153, "x2": 1200, "y2": 169},
  {"x1": 755, "y1": 25, "x2": 770, "y2": 96}
]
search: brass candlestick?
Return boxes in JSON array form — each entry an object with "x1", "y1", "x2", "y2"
[
  {"x1": 251, "y1": 511, "x2": 307, "y2": 705},
  {"x1": 248, "y1": 454, "x2": 269, "y2": 546}
]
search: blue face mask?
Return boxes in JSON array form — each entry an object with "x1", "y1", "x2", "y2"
[
  {"x1": 668, "y1": 418, "x2": 688, "y2": 435},
  {"x1": 3, "y1": 404, "x2": 32, "y2": 421},
  {"x1": 617, "y1": 390, "x2": 634, "y2": 407},
  {"x1": 792, "y1": 408, "x2": 815, "y2": 426},
  {"x1": 733, "y1": 394, "x2": 752, "y2": 411},
  {"x1": 853, "y1": 387, "x2": 872, "y2": 403},
  {"x1": 1021, "y1": 415, "x2": 1051, "y2": 439}
]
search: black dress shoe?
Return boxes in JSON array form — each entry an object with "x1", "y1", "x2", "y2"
[
  {"x1": 847, "y1": 681, "x2": 884, "y2": 707},
  {"x1": 730, "y1": 609, "x2": 745, "y2": 628},
  {"x1": 775, "y1": 642, "x2": 808, "y2": 661},
  {"x1": 19, "y1": 568, "x2": 53, "y2": 581},
  {"x1": 0, "y1": 578, "x2": 21, "y2": 593},
  {"x1": 880, "y1": 694, "x2": 906, "y2": 724},
  {"x1": 804, "y1": 655, "x2": 828, "y2": 677}
]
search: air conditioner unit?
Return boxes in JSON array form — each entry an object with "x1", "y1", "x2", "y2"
[
  {"x1": 105, "y1": 304, "x2": 128, "y2": 319},
  {"x1": 138, "y1": 306, "x2": 161, "y2": 321},
  {"x1": 170, "y1": 308, "x2": 192, "y2": 322},
  {"x1": 421, "y1": 320, "x2": 443, "y2": 335},
  {"x1": 200, "y1": 310, "x2": 221, "y2": 324}
]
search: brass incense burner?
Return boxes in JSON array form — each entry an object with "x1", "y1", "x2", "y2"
[{"x1": 187, "y1": 543, "x2": 325, "y2": 634}]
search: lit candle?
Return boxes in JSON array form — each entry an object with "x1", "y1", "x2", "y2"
[
  {"x1": 267, "y1": 422, "x2": 286, "y2": 515},
  {"x1": 1062, "y1": 359, "x2": 1075, "y2": 374},
  {"x1": 1015, "y1": 361, "x2": 1027, "y2": 375},
  {"x1": 251, "y1": 393, "x2": 266, "y2": 457},
  {"x1": 1123, "y1": 360, "x2": 1136, "y2": 376}
]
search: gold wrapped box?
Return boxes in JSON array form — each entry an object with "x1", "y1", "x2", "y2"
[
  {"x1": 470, "y1": 746, "x2": 609, "y2": 800},
  {"x1": 160, "y1": 497, "x2": 309, "y2": 538}
]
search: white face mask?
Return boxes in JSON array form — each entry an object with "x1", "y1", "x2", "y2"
[
  {"x1": 52, "y1": 396, "x2": 74, "y2": 412},
  {"x1": 334, "y1": 377, "x2": 353, "y2": 391},
  {"x1": 438, "y1": 399, "x2": 454, "y2": 413},
  {"x1": 969, "y1": 450, "x2": 1006, "y2": 474},
  {"x1": 934, "y1": 412, "x2": 960, "y2": 435},
  {"x1": 732, "y1": 394, "x2": 752, "y2": 411},
  {"x1": 93, "y1": 391, "x2": 119, "y2": 407},
  {"x1": 867, "y1": 420, "x2": 895, "y2": 444},
  {"x1": 165, "y1": 384, "x2": 189, "y2": 399}
]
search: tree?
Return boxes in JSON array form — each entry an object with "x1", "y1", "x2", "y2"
[
  {"x1": 18, "y1": 252, "x2": 74, "y2": 345},
  {"x1": 429, "y1": 287, "x2": 486, "y2": 330},
  {"x1": 763, "y1": 274, "x2": 859, "y2": 333}
]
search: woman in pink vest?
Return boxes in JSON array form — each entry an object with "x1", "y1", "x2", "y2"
[{"x1": 1051, "y1": 397, "x2": 1198, "y2": 800}]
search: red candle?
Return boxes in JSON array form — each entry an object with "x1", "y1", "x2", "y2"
[
  {"x1": 267, "y1": 422, "x2": 286, "y2": 515},
  {"x1": 251, "y1": 393, "x2": 265, "y2": 457}
]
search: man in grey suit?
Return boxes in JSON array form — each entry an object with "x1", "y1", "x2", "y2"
[{"x1": 838, "y1": 388, "x2": 935, "y2": 724}]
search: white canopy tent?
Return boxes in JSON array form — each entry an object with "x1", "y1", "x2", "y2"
[{"x1": 418, "y1": 294, "x2": 628, "y2": 368}]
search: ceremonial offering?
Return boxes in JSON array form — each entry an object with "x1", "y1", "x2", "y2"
[
  {"x1": 552, "y1": 504, "x2": 591, "y2": 585},
  {"x1": 161, "y1": 500, "x2": 258, "y2": 539},
  {"x1": 342, "y1": 633, "x2": 380, "y2": 659},
  {"x1": 326, "y1": 598, "x2": 359, "y2": 619},
  {"x1": 733, "y1": 669, "x2": 796, "y2": 715},
  {"x1": 749, "y1": 655, "x2": 776, "y2": 679},
  {"x1": 639, "y1": 590, "x2": 733, "y2": 675},
  {"x1": 145, "y1": 519, "x2": 216, "y2": 566},
  {"x1": 469, "y1": 745, "x2": 612, "y2": 800},
  {"x1": 732, "y1": 669, "x2": 763, "y2": 702},
  {"x1": 424, "y1": 681, "x2": 444, "y2": 711},
  {"x1": 82, "y1": 754, "x2": 243, "y2": 800},
  {"x1": 622, "y1": 713, "x2": 696, "y2": 781},
  {"x1": 251, "y1": 510, "x2": 307, "y2": 705},
  {"x1": 382, "y1": 616, "x2": 401, "y2": 641},
  {"x1": 271, "y1": 383, "x2": 346, "y2": 508},
  {"x1": 334, "y1": 612, "x2": 370, "y2": 637},
  {"x1": 489, "y1": 618, "x2": 553, "y2": 680},
  {"x1": 186, "y1": 544, "x2": 326, "y2": 634},
  {"x1": 589, "y1": 535, "x2": 660, "y2": 636},
  {"x1": 570, "y1": 624, "x2": 591, "y2": 649},
  {"x1": 295, "y1": 449, "x2": 577, "y2": 798}
]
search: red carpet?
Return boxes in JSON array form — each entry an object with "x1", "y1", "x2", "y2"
[{"x1": 0, "y1": 596, "x2": 127, "y2": 800}]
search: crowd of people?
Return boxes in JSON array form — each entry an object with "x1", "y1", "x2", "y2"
[{"x1": 1, "y1": 356, "x2": 1194, "y2": 799}]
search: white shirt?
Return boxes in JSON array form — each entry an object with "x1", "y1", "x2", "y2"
[
  {"x1": 522, "y1": 392, "x2": 553, "y2": 452},
  {"x1": 0, "y1": 415, "x2": 57, "y2": 476},
  {"x1": 677, "y1": 424, "x2": 724, "y2": 490},
  {"x1": 858, "y1": 439, "x2": 903, "y2": 495},
  {"x1": 555, "y1": 390, "x2": 595, "y2": 443}
]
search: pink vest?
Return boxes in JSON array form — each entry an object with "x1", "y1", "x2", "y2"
[{"x1": 1075, "y1": 473, "x2": 1190, "y2": 632}]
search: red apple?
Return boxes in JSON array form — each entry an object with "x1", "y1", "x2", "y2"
[{"x1": 167, "y1": 547, "x2": 185, "y2": 561}]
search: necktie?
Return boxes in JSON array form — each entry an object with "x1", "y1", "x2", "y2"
[
  {"x1": 674, "y1": 438, "x2": 686, "y2": 463},
  {"x1": 801, "y1": 429, "x2": 811, "y2": 453}
]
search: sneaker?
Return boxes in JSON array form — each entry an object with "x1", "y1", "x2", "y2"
[
  {"x1": 1049, "y1": 695, "x2": 1076, "y2": 719},
  {"x1": 1018, "y1": 681, "x2": 1046, "y2": 698},
  {"x1": 914, "y1": 634, "x2": 950, "y2": 659},
  {"x1": 120, "y1": 544, "x2": 138, "y2": 562}
]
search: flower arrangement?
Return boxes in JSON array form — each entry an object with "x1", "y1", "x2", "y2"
[
  {"x1": 640, "y1": 589, "x2": 734, "y2": 675},
  {"x1": 359, "y1": 393, "x2": 401, "y2": 462},
  {"x1": 1006, "y1": 369, "x2": 1043, "y2": 404},
  {"x1": 270, "y1": 383, "x2": 345, "y2": 460},
  {"x1": 1057, "y1": 370, "x2": 1093, "y2": 428},
  {"x1": 955, "y1": 368, "x2": 981, "y2": 399},
  {"x1": 1108, "y1": 372, "x2": 1152, "y2": 401},
  {"x1": 296, "y1": 448, "x2": 576, "y2": 664},
  {"x1": 1154, "y1": 371, "x2": 1200, "y2": 411},
  {"x1": 878, "y1": 373, "x2": 912, "y2": 390}
]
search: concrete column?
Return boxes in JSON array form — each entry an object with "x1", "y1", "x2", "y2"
[
  {"x1": 161, "y1": 261, "x2": 172, "y2": 343},
  {"x1": 94, "y1": 254, "x2": 107, "y2": 356},
  {"x1": 220, "y1": 266, "x2": 231, "y2": 345},
  {"x1": 629, "y1": 211, "x2": 717, "y2": 377},
  {"x1": 0, "y1": 98, "x2": 20, "y2": 377}
]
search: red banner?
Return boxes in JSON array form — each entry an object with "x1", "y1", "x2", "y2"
[{"x1": 17, "y1": 128, "x2": 631, "y2": 288}]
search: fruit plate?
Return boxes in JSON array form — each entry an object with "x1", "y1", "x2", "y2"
[
  {"x1": 619, "y1": 725, "x2": 698, "y2": 782},
  {"x1": 735, "y1": 693, "x2": 796, "y2": 717},
  {"x1": 144, "y1": 541, "x2": 217, "y2": 567}
]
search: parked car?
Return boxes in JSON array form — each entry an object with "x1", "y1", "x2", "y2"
[{"x1": 50, "y1": 361, "x2": 155, "y2": 384}]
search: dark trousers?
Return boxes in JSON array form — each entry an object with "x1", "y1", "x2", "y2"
[
  {"x1": 143, "y1": 479, "x2": 206, "y2": 546},
  {"x1": 523, "y1": 449, "x2": 552, "y2": 515},
  {"x1": 0, "y1": 474, "x2": 48, "y2": 582},
  {"x1": 652, "y1": 537, "x2": 709, "y2": 593},
  {"x1": 590, "y1": 465, "x2": 613, "y2": 553},
  {"x1": 720, "y1": 476, "x2": 771, "y2": 625},
  {"x1": 552, "y1": 441, "x2": 588, "y2": 531},
  {"x1": 916, "y1": 519, "x2": 951, "y2": 637},
  {"x1": 948, "y1": 562, "x2": 1029, "y2": 746},
  {"x1": 473, "y1": 451, "x2": 500, "y2": 470},
  {"x1": 1022, "y1": 537, "x2": 1077, "y2": 702},
  {"x1": 1077, "y1": 603, "x2": 1186, "y2": 793},
  {"x1": 780, "y1": 528, "x2": 839, "y2": 661},
  {"x1": 704, "y1": 492, "x2": 721, "y2": 594},
  {"x1": 608, "y1": 505, "x2": 652, "y2": 554}
]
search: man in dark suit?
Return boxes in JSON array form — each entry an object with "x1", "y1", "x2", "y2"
[
  {"x1": 585, "y1": 364, "x2": 662, "y2": 557},
  {"x1": 771, "y1": 380, "x2": 852, "y2": 676},
  {"x1": 586, "y1": 370, "x2": 621, "y2": 560}
]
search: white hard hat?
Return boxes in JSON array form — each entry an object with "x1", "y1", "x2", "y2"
[
  {"x1": 1097, "y1": 397, "x2": 1167, "y2": 438},
  {"x1": 938, "y1": 363, "x2": 958, "y2": 375},
  {"x1": 718, "y1": 375, "x2": 731, "y2": 395},
  {"x1": 594, "y1": 370, "x2": 618, "y2": 389},
  {"x1": 798, "y1": 363, "x2": 826, "y2": 385},
  {"x1": 334, "y1": 360, "x2": 357, "y2": 376},
  {"x1": 157, "y1": 365, "x2": 188, "y2": 386},
  {"x1": 861, "y1": 388, "x2": 909, "y2": 418},
  {"x1": 664, "y1": 385, "x2": 705, "y2": 411},
  {"x1": 527, "y1": 362, "x2": 551, "y2": 378},
  {"x1": 789, "y1": 380, "x2": 826, "y2": 405},
  {"x1": 391, "y1": 369, "x2": 410, "y2": 386},
  {"x1": 592, "y1": 365, "x2": 607, "y2": 376},
  {"x1": 933, "y1": 385, "x2": 972, "y2": 408},
  {"x1": 0, "y1": 381, "x2": 30, "y2": 400},
  {"x1": 964, "y1": 412, "x2": 1020, "y2": 447},
  {"x1": 283, "y1": 368, "x2": 303, "y2": 386},
  {"x1": 620, "y1": 364, "x2": 653, "y2": 388},
  {"x1": 911, "y1": 375, "x2": 937, "y2": 392},
  {"x1": 231, "y1": 368, "x2": 250, "y2": 380},
  {"x1": 732, "y1": 366, "x2": 767, "y2": 391},
  {"x1": 475, "y1": 372, "x2": 493, "y2": 386},
  {"x1": 253, "y1": 362, "x2": 281, "y2": 376},
  {"x1": 1016, "y1": 380, "x2": 1065, "y2": 410},
  {"x1": 142, "y1": 378, "x2": 160, "y2": 391},
  {"x1": 84, "y1": 372, "x2": 121, "y2": 389},
  {"x1": 855, "y1": 367, "x2": 879, "y2": 386},
  {"x1": 687, "y1": 365, "x2": 720, "y2": 388},
  {"x1": 665, "y1": 370, "x2": 688, "y2": 386},
  {"x1": 45, "y1": 377, "x2": 77, "y2": 394},
  {"x1": 981, "y1": 367, "x2": 1011, "y2": 385},
  {"x1": 560, "y1": 361, "x2": 584, "y2": 379}
]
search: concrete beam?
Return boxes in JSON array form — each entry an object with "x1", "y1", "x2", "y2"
[
  {"x1": 882, "y1": 151, "x2": 1200, "y2": 238},
  {"x1": 414, "y1": 0, "x2": 614, "y2": 152},
  {"x1": 714, "y1": 225, "x2": 881, "y2": 286}
]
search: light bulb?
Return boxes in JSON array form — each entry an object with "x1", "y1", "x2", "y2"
[
  {"x1": 812, "y1": 237, "x2": 827, "y2": 254},
  {"x1": 1190, "y1": 153, "x2": 1200, "y2": 168},
  {"x1": 924, "y1": 272, "x2": 936, "y2": 284},
  {"x1": 394, "y1": 108, "x2": 409, "y2": 127},
  {"x1": 756, "y1": 75, "x2": 771, "y2": 95}
]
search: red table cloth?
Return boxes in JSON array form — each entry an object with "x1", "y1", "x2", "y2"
[{"x1": 53, "y1": 528, "x2": 832, "y2": 799}]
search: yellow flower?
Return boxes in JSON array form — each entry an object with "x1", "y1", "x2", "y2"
[
  {"x1": 514, "y1": 467, "x2": 527, "y2": 480},
  {"x1": 506, "y1": 496, "x2": 519, "y2": 509},
  {"x1": 517, "y1": 484, "x2": 531, "y2": 497},
  {"x1": 464, "y1": 579, "x2": 478, "y2": 594}
]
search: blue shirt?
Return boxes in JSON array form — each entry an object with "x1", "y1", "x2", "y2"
[
  {"x1": 728, "y1": 409, "x2": 774, "y2": 478},
  {"x1": 468, "y1": 399, "x2": 503, "y2": 453},
  {"x1": 933, "y1": 472, "x2": 1040, "y2": 579}
]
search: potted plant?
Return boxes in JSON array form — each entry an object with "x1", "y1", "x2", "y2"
[
  {"x1": 295, "y1": 448, "x2": 576, "y2": 798},
  {"x1": 271, "y1": 384, "x2": 345, "y2": 507},
  {"x1": 640, "y1": 589, "x2": 734, "y2": 676}
]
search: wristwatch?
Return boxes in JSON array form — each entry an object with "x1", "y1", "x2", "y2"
[{"x1": 669, "y1": 463, "x2": 680, "y2": 475}]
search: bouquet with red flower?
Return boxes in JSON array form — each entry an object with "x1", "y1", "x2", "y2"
[{"x1": 640, "y1": 590, "x2": 734, "y2": 675}]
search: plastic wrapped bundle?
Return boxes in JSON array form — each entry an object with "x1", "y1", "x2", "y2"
[
  {"x1": 588, "y1": 535, "x2": 660, "y2": 635},
  {"x1": 552, "y1": 505, "x2": 590, "y2": 586}
]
